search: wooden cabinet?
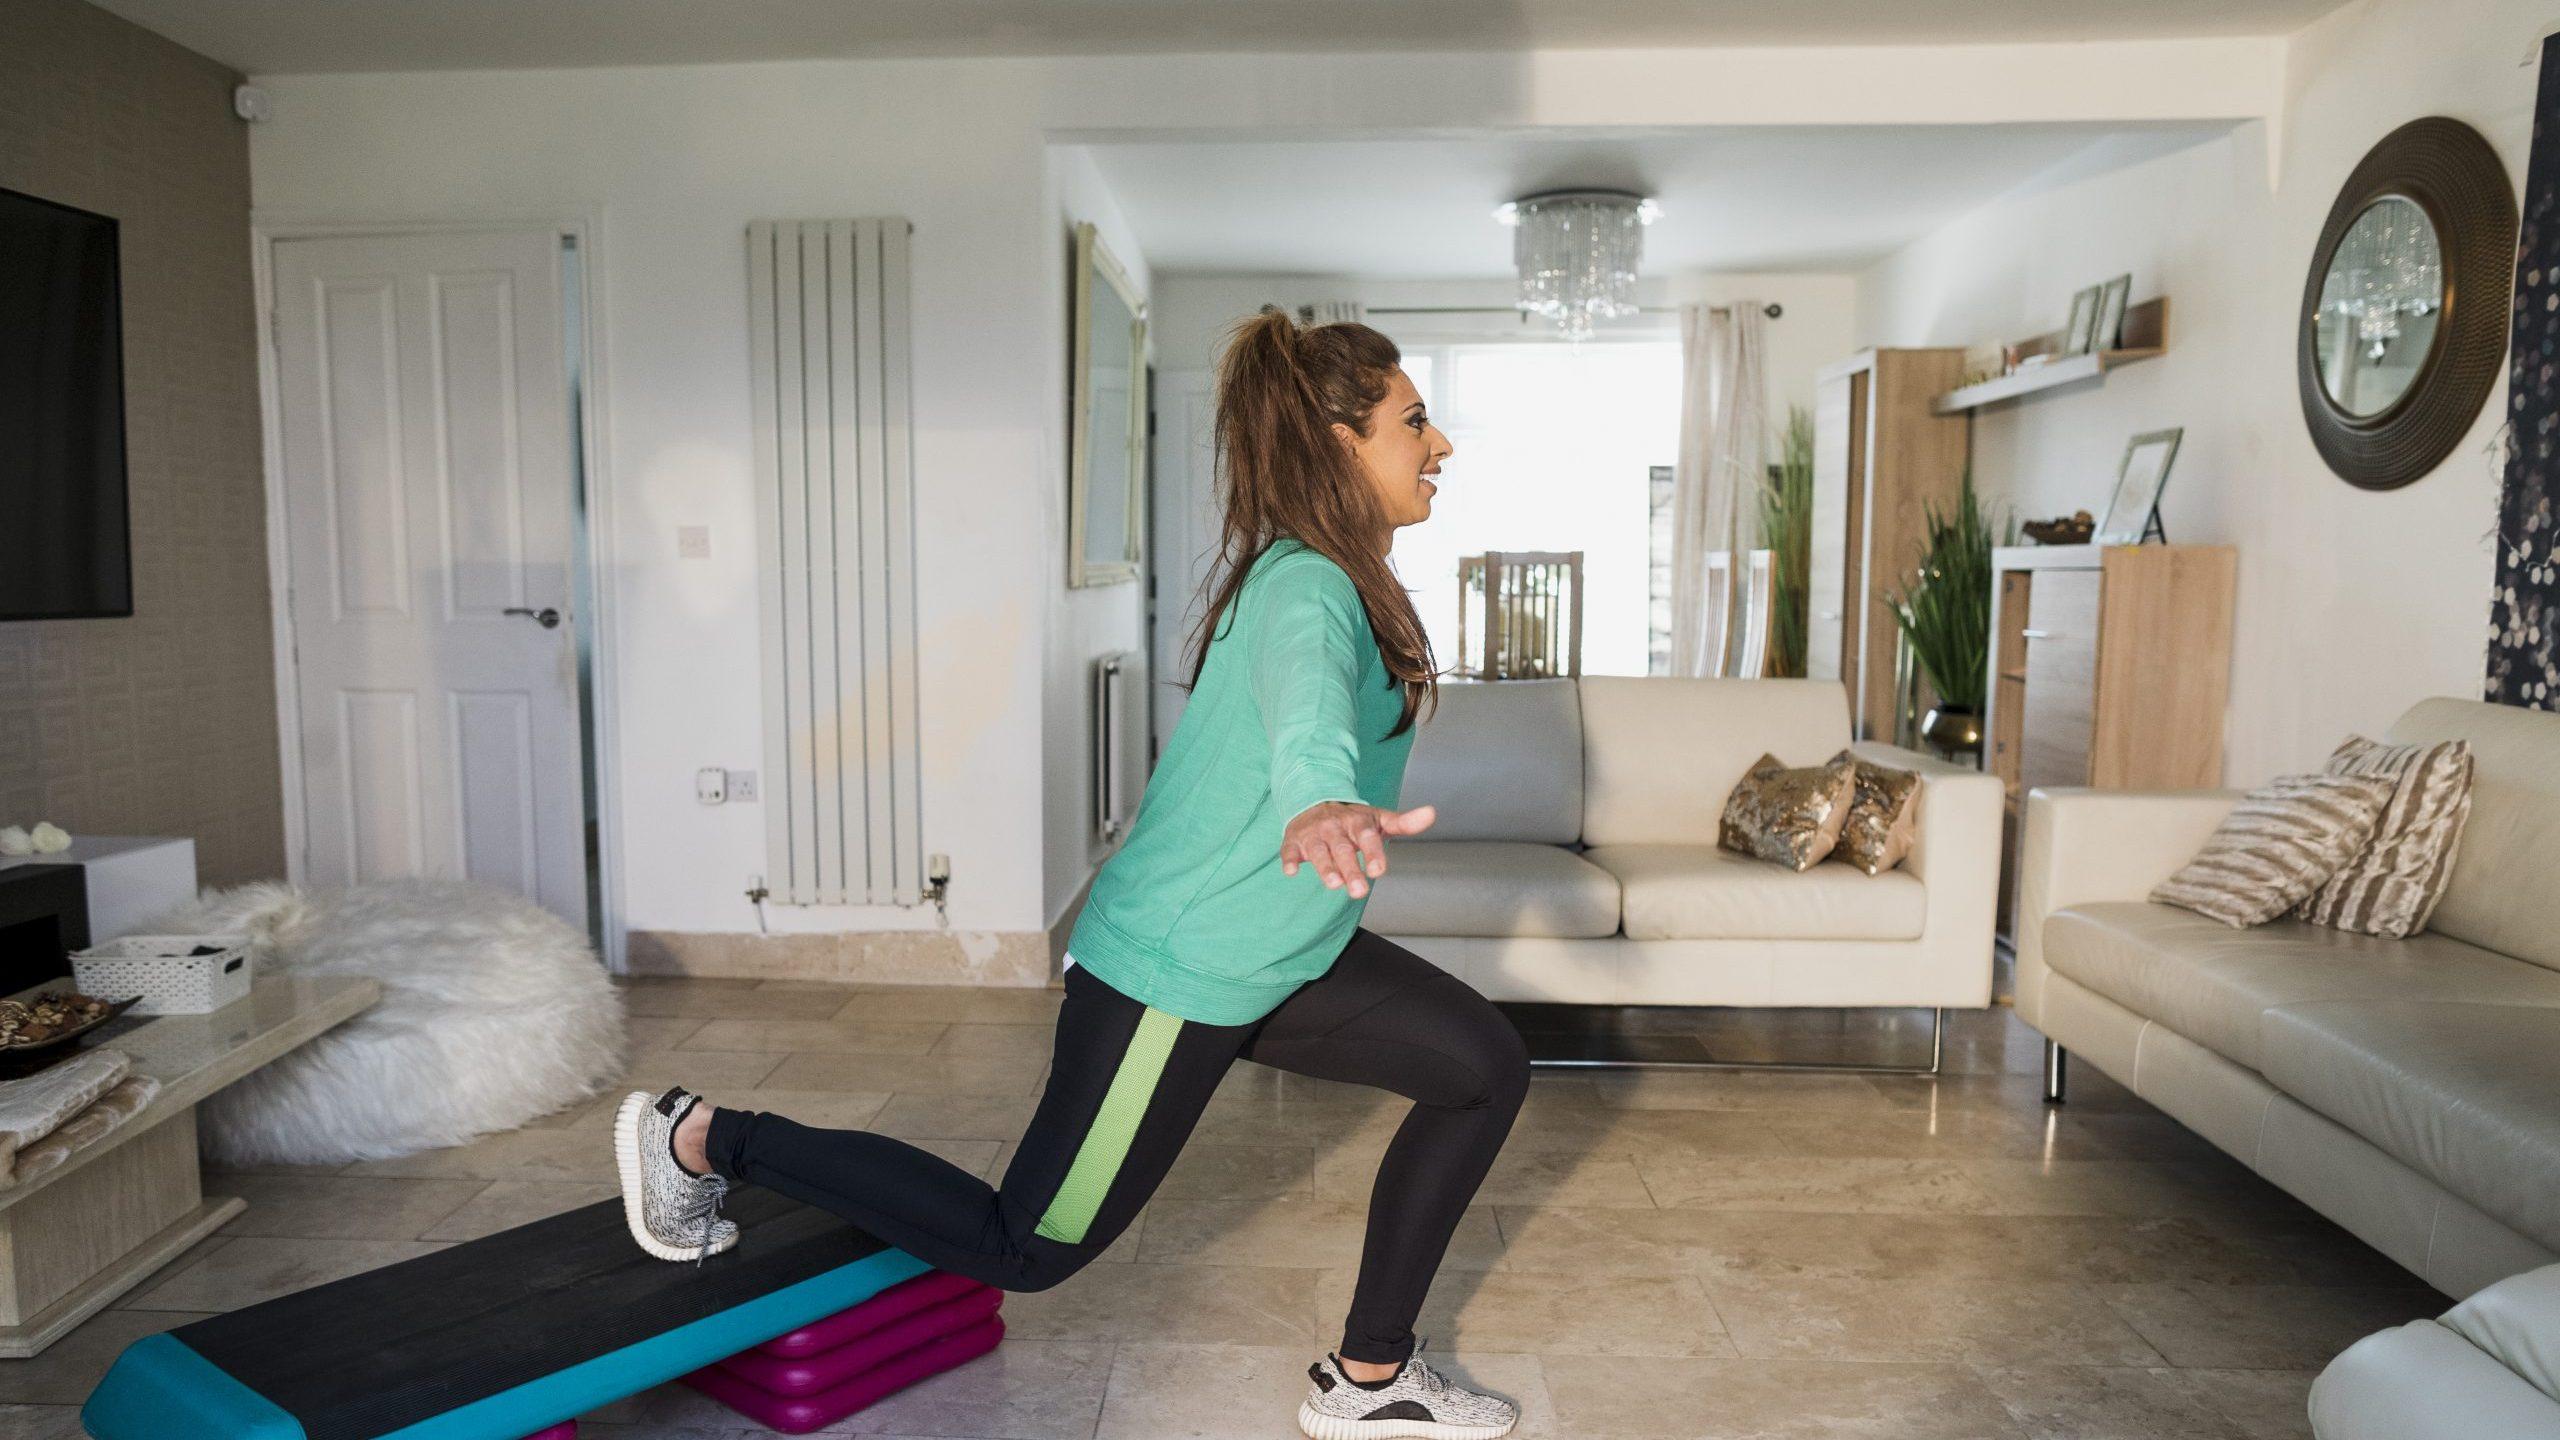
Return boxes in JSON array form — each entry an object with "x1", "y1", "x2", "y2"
[
  {"x1": 1986, "y1": 543, "x2": 2236, "y2": 936},
  {"x1": 2014, "y1": 566, "x2": 2099, "y2": 798},
  {"x1": 1807, "y1": 348, "x2": 1970, "y2": 740}
]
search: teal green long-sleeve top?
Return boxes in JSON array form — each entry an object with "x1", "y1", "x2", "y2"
[{"x1": 1066, "y1": 537, "x2": 1414, "y2": 1025}]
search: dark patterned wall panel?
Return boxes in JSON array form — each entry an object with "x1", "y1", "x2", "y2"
[
  {"x1": 0, "y1": 0, "x2": 285, "y2": 883},
  {"x1": 2491, "y1": 37, "x2": 2560, "y2": 711}
]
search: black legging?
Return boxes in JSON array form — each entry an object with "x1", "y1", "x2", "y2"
[{"x1": 701, "y1": 927, "x2": 1531, "y2": 1364}]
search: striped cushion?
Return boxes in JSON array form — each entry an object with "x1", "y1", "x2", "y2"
[
  {"x1": 2295, "y1": 735, "x2": 2476, "y2": 937},
  {"x1": 2150, "y1": 773, "x2": 2397, "y2": 927}
]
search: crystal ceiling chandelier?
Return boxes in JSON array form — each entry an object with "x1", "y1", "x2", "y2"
[{"x1": 1495, "y1": 189, "x2": 1661, "y2": 341}]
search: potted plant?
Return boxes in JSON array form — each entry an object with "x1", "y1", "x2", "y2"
[
  {"x1": 1885, "y1": 474, "x2": 2009, "y2": 759},
  {"x1": 1757, "y1": 406, "x2": 1815, "y2": 678}
]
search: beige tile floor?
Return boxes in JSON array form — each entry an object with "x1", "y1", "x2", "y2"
[{"x1": 6, "y1": 978, "x2": 2444, "y2": 1439}]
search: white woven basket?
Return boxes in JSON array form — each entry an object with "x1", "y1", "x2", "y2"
[{"x1": 70, "y1": 934, "x2": 255, "y2": 1015}]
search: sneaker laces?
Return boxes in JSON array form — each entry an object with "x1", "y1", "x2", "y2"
[
  {"x1": 676, "y1": 1170, "x2": 729, "y2": 1269},
  {"x1": 1407, "y1": 1336, "x2": 1450, "y2": 1393}
]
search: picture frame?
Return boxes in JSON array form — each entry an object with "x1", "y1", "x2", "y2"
[
  {"x1": 2062, "y1": 284, "x2": 2103, "y2": 356},
  {"x1": 1068, "y1": 222, "x2": 1147, "y2": 588},
  {"x1": 2096, "y1": 428, "x2": 2183, "y2": 546},
  {"x1": 2092, "y1": 273, "x2": 2133, "y2": 352},
  {"x1": 1959, "y1": 339, "x2": 2009, "y2": 387}
]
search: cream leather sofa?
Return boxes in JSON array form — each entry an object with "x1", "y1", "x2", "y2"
[
  {"x1": 2018, "y1": 697, "x2": 2560, "y2": 1299},
  {"x1": 1360, "y1": 677, "x2": 2002, "y2": 1021},
  {"x1": 2311, "y1": 1262, "x2": 2560, "y2": 1438}
]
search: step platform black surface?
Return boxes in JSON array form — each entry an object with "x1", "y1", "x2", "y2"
[{"x1": 82, "y1": 1187, "x2": 931, "y2": 1440}]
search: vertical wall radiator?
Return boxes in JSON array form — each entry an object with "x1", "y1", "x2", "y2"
[
  {"x1": 1092, "y1": 650, "x2": 1148, "y2": 844},
  {"x1": 746, "y1": 219, "x2": 925, "y2": 905}
]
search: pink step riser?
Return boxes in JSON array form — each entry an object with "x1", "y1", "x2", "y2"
[{"x1": 683, "y1": 1315, "x2": 1006, "y2": 1435}]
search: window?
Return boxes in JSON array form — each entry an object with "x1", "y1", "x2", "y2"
[{"x1": 1388, "y1": 340, "x2": 1683, "y2": 678}]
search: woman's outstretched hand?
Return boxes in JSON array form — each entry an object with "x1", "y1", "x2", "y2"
[{"x1": 1280, "y1": 801, "x2": 1437, "y2": 899}]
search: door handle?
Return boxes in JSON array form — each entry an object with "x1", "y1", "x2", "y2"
[
  {"x1": 504, "y1": 607, "x2": 563, "y2": 629},
  {"x1": 2021, "y1": 628, "x2": 2057, "y2": 640}
]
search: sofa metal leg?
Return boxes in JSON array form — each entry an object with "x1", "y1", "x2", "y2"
[{"x1": 2043, "y1": 1039, "x2": 2067, "y2": 1104}]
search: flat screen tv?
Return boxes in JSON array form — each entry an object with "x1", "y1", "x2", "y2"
[{"x1": 0, "y1": 186, "x2": 131, "y2": 621}]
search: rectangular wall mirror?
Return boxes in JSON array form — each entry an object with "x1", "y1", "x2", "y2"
[{"x1": 1069, "y1": 222, "x2": 1145, "y2": 588}]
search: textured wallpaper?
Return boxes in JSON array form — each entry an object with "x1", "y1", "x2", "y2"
[{"x1": 0, "y1": 0, "x2": 285, "y2": 885}]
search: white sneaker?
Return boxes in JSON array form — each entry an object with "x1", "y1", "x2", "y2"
[
  {"x1": 613, "y1": 1085, "x2": 739, "y2": 1265},
  {"x1": 1298, "y1": 1337, "x2": 1518, "y2": 1440}
]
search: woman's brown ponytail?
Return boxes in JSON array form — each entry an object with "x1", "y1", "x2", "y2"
[{"x1": 1185, "y1": 307, "x2": 1437, "y2": 737}]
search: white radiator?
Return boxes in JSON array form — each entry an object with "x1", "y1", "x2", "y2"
[
  {"x1": 1092, "y1": 650, "x2": 1148, "y2": 844},
  {"x1": 747, "y1": 219, "x2": 925, "y2": 905}
]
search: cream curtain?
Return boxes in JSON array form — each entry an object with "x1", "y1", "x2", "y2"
[{"x1": 1668, "y1": 301, "x2": 1771, "y2": 677}]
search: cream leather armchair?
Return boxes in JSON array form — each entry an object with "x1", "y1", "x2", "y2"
[{"x1": 2311, "y1": 1263, "x2": 2560, "y2": 1438}]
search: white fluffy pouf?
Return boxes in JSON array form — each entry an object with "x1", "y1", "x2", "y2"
[{"x1": 147, "y1": 878, "x2": 628, "y2": 1166}]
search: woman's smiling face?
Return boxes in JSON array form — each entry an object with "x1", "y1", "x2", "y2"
[{"x1": 1334, "y1": 366, "x2": 1452, "y2": 541}]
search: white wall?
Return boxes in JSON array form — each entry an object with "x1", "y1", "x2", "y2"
[
  {"x1": 245, "y1": 40, "x2": 2279, "y2": 954},
  {"x1": 1042, "y1": 146, "x2": 1151, "y2": 927},
  {"x1": 253, "y1": 61, "x2": 1066, "y2": 941},
  {"x1": 1857, "y1": 0, "x2": 2547, "y2": 784}
]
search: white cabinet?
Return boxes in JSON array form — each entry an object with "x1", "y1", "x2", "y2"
[{"x1": 0, "y1": 835, "x2": 197, "y2": 942}]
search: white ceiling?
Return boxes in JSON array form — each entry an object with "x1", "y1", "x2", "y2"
[
  {"x1": 100, "y1": 0, "x2": 2350, "y2": 73},
  {"x1": 1088, "y1": 126, "x2": 2232, "y2": 277}
]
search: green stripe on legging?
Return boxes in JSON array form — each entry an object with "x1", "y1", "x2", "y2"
[{"x1": 1034, "y1": 1004, "x2": 1182, "y2": 1244}]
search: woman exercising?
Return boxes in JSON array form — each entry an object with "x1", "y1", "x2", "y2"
[{"x1": 617, "y1": 308, "x2": 1528, "y2": 1440}]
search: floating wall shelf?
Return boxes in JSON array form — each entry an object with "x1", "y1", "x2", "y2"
[{"x1": 1932, "y1": 296, "x2": 2169, "y2": 416}]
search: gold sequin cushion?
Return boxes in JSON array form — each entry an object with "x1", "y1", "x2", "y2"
[
  {"x1": 1718, "y1": 752, "x2": 1857, "y2": 872},
  {"x1": 1829, "y1": 750, "x2": 1922, "y2": 875}
]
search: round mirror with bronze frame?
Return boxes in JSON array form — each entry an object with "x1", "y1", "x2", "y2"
[{"x1": 2296, "y1": 116, "x2": 2517, "y2": 490}]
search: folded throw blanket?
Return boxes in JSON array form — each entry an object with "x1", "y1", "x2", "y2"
[
  {"x1": 0, "y1": 1047, "x2": 133, "y2": 1176},
  {"x1": 3, "y1": 1073, "x2": 162, "y2": 1188}
]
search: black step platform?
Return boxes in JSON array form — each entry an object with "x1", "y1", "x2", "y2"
[{"x1": 83, "y1": 1187, "x2": 931, "y2": 1440}]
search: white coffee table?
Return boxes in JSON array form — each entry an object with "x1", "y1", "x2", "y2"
[{"x1": 0, "y1": 974, "x2": 380, "y2": 1357}]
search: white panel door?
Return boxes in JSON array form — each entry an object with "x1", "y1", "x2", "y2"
[{"x1": 272, "y1": 230, "x2": 585, "y2": 928}]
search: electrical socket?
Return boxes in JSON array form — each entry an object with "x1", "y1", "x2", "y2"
[
  {"x1": 695, "y1": 767, "x2": 727, "y2": 804},
  {"x1": 726, "y1": 769, "x2": 759, "y2": 803}
]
